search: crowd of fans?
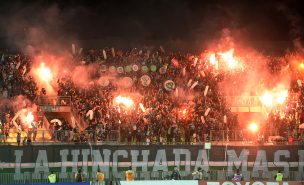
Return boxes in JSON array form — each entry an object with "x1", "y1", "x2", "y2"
[
  {"x1": 56, "y1": 48, "x2": 239, "y2": 144},
  {"x1": 0, "y1": 47, "x2": 303, "y2": 144}
]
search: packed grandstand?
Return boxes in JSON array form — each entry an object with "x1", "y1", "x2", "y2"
[{"x1": 0, "y1": 44, "x2": 304, "y2": 145}]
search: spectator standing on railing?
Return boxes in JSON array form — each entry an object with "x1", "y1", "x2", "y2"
[
  {"x1": 0, "y1": 122, "x2": 5, "y2": 143},
  {"x1": 73, "y1": 129, "x2": 79, "y2": 143},
  {"x1": 31, "y1": 121, "x2": 37, "y2": 141},
  {"x1": 16, "y1": 129, "x2": 21, "y2": 146}
]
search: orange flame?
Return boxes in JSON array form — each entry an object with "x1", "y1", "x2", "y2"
[
  {"x1": 25, "y1": 112, "x2": 34, "y2": 123},
  {"x1": 209, "y1": 53, "x2": 217, "y2": 65},
  {"x1": 37, "y1": 62, "x2": 53, "y2": 82},
  {"x1": 248, "y1": 122, "x2": 258, "y2": 133},
  {"x1": 259, "y1": 87, "x2": 288, "y2": 107},
  {"x1": 115, "y1": 95, "x2": 134, "y2": 108},
  {"x1": 218, "y1": 49, "x2": 238, "y2": 69}
]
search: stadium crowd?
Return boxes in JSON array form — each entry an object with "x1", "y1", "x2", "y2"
[{"x1": 0, "y1": 47, "x2": 304, "y2": 144}]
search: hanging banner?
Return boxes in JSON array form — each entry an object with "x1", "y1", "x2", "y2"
[
  {"x1": 140, "y1": 75, "x2": 151, "y2": 86},
  {"x1": 0, "y1": 145, "x2": 302, "y2": 181},
  {"x1": 164, "y1": 80, "x2": 175, "y2": 91}
]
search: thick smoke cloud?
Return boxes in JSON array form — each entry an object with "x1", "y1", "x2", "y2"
[
  {"x1": 0, "y1": 1, "x2": 78, "y2": 54},
  {"x1": 0, "y1": 0, "x2": 302, "y2": 52}
]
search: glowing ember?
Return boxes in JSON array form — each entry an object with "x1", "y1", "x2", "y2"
[
  {"x1": 115, "y1": 95, "x2": 134, "y2": 108},
  {"x1": 248, "y1": 122, "x2": 258, "y2": 133},
  {"x1": 300, "y1": 63, "x2": 304, "y2": 69},
  {"x1": 218, "y1": 49, "x2": 238, "y2": 69},
  {"x1": 37, "y1": 62, "x2": 53, "y2": 82}
]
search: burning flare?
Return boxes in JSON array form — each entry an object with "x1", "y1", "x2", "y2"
[
  {"x1": 209, "y1": 53, "x2": 217, "y2": 65},
  {"x1": 248, "y1": 122, "x2": 258, "y2": 133},
  {"x1": 259, "y1": 88, "x2": 288, "y2": 107},
  {"x1": 25, "y1": 112, "x2": 34, "y2": 124},
  {"x1": 37, "y1": 62, "x2": 53, "y2": 82},
  {"x1": 218, "y1": 49, "x2": 238, "y2": 69},
  {"x1": 115, "y1": 95, "x2": 134, "y2": 108}
]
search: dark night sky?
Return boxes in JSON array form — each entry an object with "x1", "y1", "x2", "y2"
[{"x1": 0, "y1": 0, "x2": 303, "y2": 52}]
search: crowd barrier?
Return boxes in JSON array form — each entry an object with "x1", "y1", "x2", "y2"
[{"x1": 37, "y1": 96, "x2": 72, "y2": 106}]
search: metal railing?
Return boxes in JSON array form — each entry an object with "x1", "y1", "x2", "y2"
[
  {"x1": 37, "y1": 96, "x2": 72, "y2": 106},
  {"x1": 1, "y1": 129, "x2": 120, "y2": 144},
  {"x1": 210, "y1": 130, "x2": 245, "y2": 141},
  {"x1": 0, "y1": 170, "x2": 302, "y2": 184},
  {"x1": 1, "y1": 129, "x2": 301, "y2": 145}
]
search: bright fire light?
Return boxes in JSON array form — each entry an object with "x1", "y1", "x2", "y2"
[
  {"x1": 209, "y1": 53, "x2": 217, "y2": 65},
  {"x1": 115, "y1": 95, "x2": 134, "y2": 108},
  {"x1": 37, "y1": 62, "x2": 53, "y2": 82},
  {"x1": 260, "y1": 91, "x2": 273, "y2": 107},
  {"x1": 276, "y1": 90, "x2": 288, "y2": 104},
  {"x1": 218, "y1": 49, "x2": 238, "y2": 69},
  {"x1": 300, "y1": 63, "x2": 304, "y2": 69},
  {"x1": 25, "y1": 112, "x2": 34, "y2": 123},
  {"x1": 248, "y1": 122, "x2": 258, "y2": 133},
  {"x1": 259, "y1": 88, "x2": 288, "y2": 107}
]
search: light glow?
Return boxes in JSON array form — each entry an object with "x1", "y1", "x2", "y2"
[
  {"x1": 115, "y1": 95, "x2": 134, "y2": 108},
  {"x1": 248, "y1": 122, "x2": 258, "y2": 133},
  {"x1": 37, "y1": 62, "x2": 53, "y2": 82},
  {"x1": 218, "y1": 49, "x2": 238, "y2": 69}
]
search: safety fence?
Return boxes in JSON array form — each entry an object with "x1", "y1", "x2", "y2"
[
  {"x1": 1, "y1": 129, "x2": 300, "y2": 145},
  {"x1": 36, "y1": 96, "x2": 72, "y2": 106},
  {"x1": 1, "y1": 129, "x2": 121, "y2": 144},
  {"x1": 0, "y1": 170, "x2": 303, "y2": 184}
]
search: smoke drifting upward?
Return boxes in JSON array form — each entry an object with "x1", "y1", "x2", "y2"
[
  {"x1": 0, "y1": 95, "x2": 36, "y2": 113},
  {"x1": 201, "y1": 28, "x2": 292, "y2": 119},
  {"x1": 2, "y1": 2, "x2": 75, "y2": 55},
  {"x1": 71, "y1": 63, "x2": 100, "y2": 88}
]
